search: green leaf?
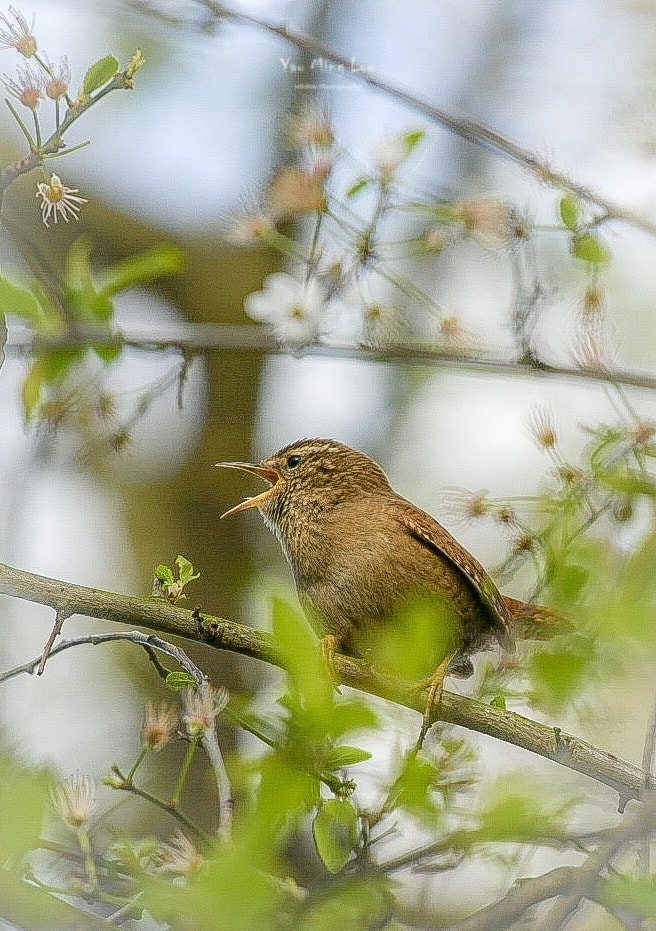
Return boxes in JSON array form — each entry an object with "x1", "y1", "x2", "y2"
[
  {"x1": 21, "y1": 350, "x2": 81, "y2": 420},
  {"x1": 65, "y1": 237, "x2": 94, "y2": 292},
  {"x1": 257, "y1": 752, "x2": 320, "y2": 831},
  {"x1": 21, "y1": 361, "x2": 46, "y2": 421},
  {"x1": 271, "y1": 598, "x2": 331, "y2": 713},
  {"x1": 571, "y1": 232, "x2": 610, "y2": 264},
  {"x1": 65, "y1": 238, "x2": 115, "y2": 323},
  {"x1": 359, "y1": 596, "x2": 459, "y2": 681},
  {"x1": 549, "y1": 560, "x2": 589, "y2": 605},
  {"x1": 558, "y1": 194, "x2": 580, "y2": 231},
  {"x1": 0, "y1": 274, "x2": 42, "y2": 321},
  {"x1": 98, "y1": 246, "x2": 186, "y2": 298},
  {"x1": 92, "y1": 343, "x2": 121, "y2": 362},
  {"x1": 144, "y1": 832, "x2": 284, "y2": 931},
  {"x1": 0, "y1": 755, "x2": 52, "y2": 861},
  {"x1": 403, "y1": 128, "x2": 425, "y2": 152},
  {"x1": 82, "y1": 55, "x2": 119, "y2": 95},
  {"x1": 293, "y1": 875, "x2": 391, "y2": 931},
  {"x1": 329, "y1": 699, "x2": 378, "y2": 738},
  {"x1": 529, "y1": 634, "x2": 592, "y2": 709},
  {"x1": 345, "y1": 177, "x2": 370, "y2": 199},
  {"x1": 489, "y1": 695, "x2": 506, "y2": 710},
  {"x1": 166, "y1": 670, "x2": 196, "y2": 691},
  {"x1": 154, "y1": 564, "x2": 175, "y2": 585},
  {"x1": 176, "y1": 554, "x2": 200, "y2": 585},
  {"x1": 324, "y1": 745, "x2": 372, "y2": 770},
  {"x1": 312, "y1": 798, "x2": 358, "y2": 873},
  {"x1": 388, "y1": 752, "x2": 442, "y2": 821}
]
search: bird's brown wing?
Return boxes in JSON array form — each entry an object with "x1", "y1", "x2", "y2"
[{"x1": 389, "y1": 496, "x2": 513, "y2": 648}]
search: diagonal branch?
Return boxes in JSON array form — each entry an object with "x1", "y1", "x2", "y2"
[
  {"x1": 0, "y1": 559, "x2": 650, "y2": 808},
  {"x1": 194, "y1": 0, "x2": 656, "y2": 237}
]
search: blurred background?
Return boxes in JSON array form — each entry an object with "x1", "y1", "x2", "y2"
[{"x1": 1, "y1": 0, "x2": 656, "y2": 909}]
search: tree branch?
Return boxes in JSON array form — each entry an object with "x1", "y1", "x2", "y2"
[
  {"x1": 8, "y1": 323, "x2": 656, "y2": 394},
  {"x1": 0, "y1": 560, "x2": 650, "y2": 808},
  {"x1": 194, "y1": 0, "x2": 656, "y2": 238},
  {"x1": 444, "y1": 801, "x2": 656, "y2": 930}
]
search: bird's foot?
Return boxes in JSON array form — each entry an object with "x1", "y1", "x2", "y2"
[
  {"x1": 414, "y1": 658, "x2": 449, "y2": 752},
  {"x1": 320, "y1": 634, "x2": 342, "y2": 691}
]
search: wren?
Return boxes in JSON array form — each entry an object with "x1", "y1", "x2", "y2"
[{"x1": 218, "y1": 438, "x2": 548, "y2": 742}]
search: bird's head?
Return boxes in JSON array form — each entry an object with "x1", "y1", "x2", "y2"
[{"x1": 217, "y1": 438, "x2": 392, "y2": 524}]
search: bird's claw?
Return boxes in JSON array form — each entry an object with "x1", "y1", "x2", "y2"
[
  {"x1": 414, "y1": 657, "x2": 448, "y2": 751},
  {"x1": 320, "y1": 634, "x2": 342, "y2": 692}
]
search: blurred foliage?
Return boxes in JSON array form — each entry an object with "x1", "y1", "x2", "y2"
[{"x1": 0, "y1": 237, "x2": 185, "y2": 421}]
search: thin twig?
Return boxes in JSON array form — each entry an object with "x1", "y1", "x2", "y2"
[
  {"x1": 142, "y1": 643, "x2": 172, "y2": 679},
  {"x1": 183, "y1": 683, "x2": 234, "y2": 842},
  {"x1": 0, "y1": 624, "x2": 234, "y2": 841},
  {"x1": 37, "y1": 607, "x2": 71, "y2": 675}
]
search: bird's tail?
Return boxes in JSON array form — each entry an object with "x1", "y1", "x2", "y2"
[{"x1": 502, "y1": 596, "x2": 572, "y2": 641}]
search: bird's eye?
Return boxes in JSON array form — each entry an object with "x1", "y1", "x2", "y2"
[{"x1": 287, "y1": 454, "x2": 302, "y2": 468}]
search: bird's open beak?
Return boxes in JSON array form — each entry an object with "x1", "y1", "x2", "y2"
[{"x1": 216, "y1": 461, "x2": 282, "y2": 518}]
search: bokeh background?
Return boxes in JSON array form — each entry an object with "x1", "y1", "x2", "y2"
[{"x1": 2, "y1": 0, "x2": 656, "y2": 911}]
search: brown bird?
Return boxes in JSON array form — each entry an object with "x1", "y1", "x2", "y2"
[{"x1": 218, "y1": 438, "x2": 558, "y2": 743}]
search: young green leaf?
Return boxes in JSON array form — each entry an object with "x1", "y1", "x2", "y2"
[
  {"x1": 324, "y1": 746, "x2": 372, "y2": 770},
  {"x1": 571, "y1": 232, "x2": 610, "y2": 264},
  {"x1": 97, "y1": 246, "x2": 185, "y2": 298},
  {"x1": 312, "y1": 798, "x2": 358, "y2": 873},
  {"x1": 0, "y1": 275, "x2": 42, "y2": 322},
  {"x1": 345, "y1": 177, "x2": 370, "y2": 199},
  {"x1": 92, "y1": 343, "x2": 121, "y2": 362},
  {"x1": 21, "y1": 361, "x2": 45, "y2": 421},
  {"x1": 166, "y1": 671, "x2": 197, "y2": 691},
  {"x1": 403, "y1": 128, "x2": 425, "y2": 152},
  {"x1": 559, "y1": 194, "x2": 580, "y2": 231},
  {"x1": 154, "y1": 565, "x2": 175, "y2": 585},
  {"x1": 529, "y1": 634, "x2": 592, "y2": 709},
  {"x1": 82, "y1": 55, "x2": 120, "y2": 95},
  {"x1": 65, "y1": 237, "x2": 94, "y2": 293},
  {"x1": 21, "y1": 351, "x2": 81, "y2": 421},
  {"x1": 271, "y1": 598, "x2": 331, "y2": 716},
  {"x1": 602, "y1": 875, "x2": 656, "y2": 922},
  {"x1": 176, "y1": 555, "x2": 200, "y2": 585},
  {"x1": 387, "y1": 752, "x2": 443, "y2": 822},
  {"x1": 473, "y1": 782, "x2": 574, "y2": 844}
]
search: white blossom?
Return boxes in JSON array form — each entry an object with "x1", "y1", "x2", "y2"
[
  {"x1": 369, "y1": 132, "x2": 413, "y2": 176},
  {"x1": 36, "y1": 174, "x2": 87, "y2": 226},
  {"x1": 244, "y1": 272, "x2": 329, "y2": 347},
  {"x1": 51, "y1": 772, "x2": 96, "y2": 830}
]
